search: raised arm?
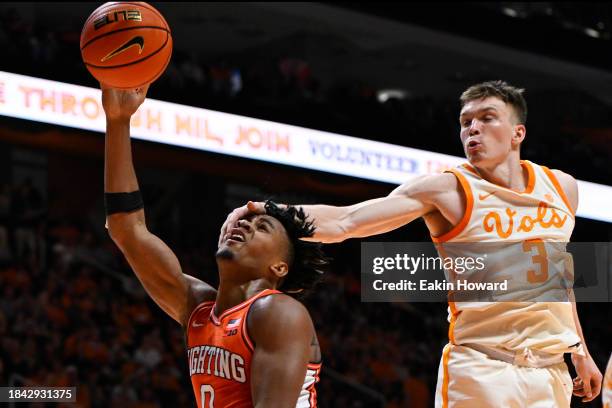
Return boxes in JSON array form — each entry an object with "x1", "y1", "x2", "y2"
[
  {"x1": 102, "y1": 85, "x2": 215, "y2": 327},
  {"x1": 248, "y1": 295, "x2": 315, "y2": 408},
  {"x1": 220, "y1": 173, "x2": 457, "y2": 244}
]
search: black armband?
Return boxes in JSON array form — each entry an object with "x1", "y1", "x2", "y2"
[{"x1": 104, "y1": 191, "x2": 144, "y2": 215}]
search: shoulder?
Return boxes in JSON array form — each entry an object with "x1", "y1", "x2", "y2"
[
  {"x1": 548, "y1": 168, "x2": 578, "y2": 213},
  {"x1": 549, "y1": 168, "x2": 577, "y2": 189},
  {"x1": 249, "y1": 293, "x2": 311, "y2": 327},
  {"x1": 247, "y1": 293, "x2": 312, "y2": 345}
]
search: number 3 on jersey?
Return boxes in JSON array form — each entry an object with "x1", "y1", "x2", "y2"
[
  {"x1": 201, "y1": 384, "x2": 215, "y2": 408},
  {"x1": 523, "y1": 239, "x2": 548, "y2": 283}
]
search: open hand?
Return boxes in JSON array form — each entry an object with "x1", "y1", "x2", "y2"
[
  {"x1": 218, "y1": 201, "x2": 266, "y2": 247},
  {"x1": 101, "y1": 83, "x2": 149, "y2": 121}
]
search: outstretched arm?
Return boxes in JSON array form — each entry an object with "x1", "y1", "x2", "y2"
[
  {"x1": 103, "y1": 85, "x2": 216, "y2": 327},
  {"x1": 249, "y1": 295, "x2": 315, "y2": 407},
  {"x1": 219, "y1": 174, "x2": 455, "y2": 244}
]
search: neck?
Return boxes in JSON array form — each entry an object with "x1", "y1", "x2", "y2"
[
  {"x1": 473, "y1": 155, "x2": 527, "y2": 191},
  {"x1": 214, "y1": 276, "x2": 275, "y2": 316}
]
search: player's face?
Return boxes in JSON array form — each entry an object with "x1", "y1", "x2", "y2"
[
  {"x1": 216, "y1": 214, "x2": 290, "y2": 280},
  {"x1": 459, "y1": 96, "x2": 524, "y2": 166}
]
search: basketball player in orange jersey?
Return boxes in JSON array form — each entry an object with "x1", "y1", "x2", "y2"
[
  {"x1": 101, "y1": 84, "x2": 327, "y2": 407},
  {"x1": 222, "y1": 81, "x2": 603, "y2": 407}
]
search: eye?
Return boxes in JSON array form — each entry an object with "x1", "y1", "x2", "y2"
[{"x1": 257, "y1": 223, "x2": 269, "y2": 232}]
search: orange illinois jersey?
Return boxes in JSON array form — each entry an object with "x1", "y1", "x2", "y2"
[{"x1": 186, "y1": 289, "x2": 321, "y2": 408}]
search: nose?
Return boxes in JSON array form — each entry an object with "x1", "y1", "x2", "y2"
[
  {"x1": 237, "y1": 219, "x2": 252, "y2": 232},
  {"x1": 468, "y1": 120, "x2": 481, "y2": 136}
]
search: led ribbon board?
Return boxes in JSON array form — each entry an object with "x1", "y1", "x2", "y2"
[{"x1": 0, "y1": 71, "x2": 610, "y2": 222}]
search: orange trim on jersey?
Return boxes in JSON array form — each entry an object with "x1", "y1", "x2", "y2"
[
  {"x1": 307, "y1": 364, "x2": 321, "y2": 408},
  {"x1": 235, "y1": 289, "x2": 282, "y2": 352},
  {"x1": 521, "y1": 160, "x2": 536, "y2": 194},
  {"x1": 431, "y1": 169, "x2": 473, "y2": 243},
  {"x1": 442, "y1": 344, "x2": 451, "y2": 408},
  {"x1": 461, "y1": 160, "x2": 535, "y2": 194},
  {"x1": 448, "y1": 302, "x2": 458, "y2": 345},
  {"x1": 461, "y1": 163, "x2": 479, "y2": 176},
  {"x1": 541, "y1": 166, "x2": 576, "y2": 216},
  {"x1": 241, "y1": 307, "x2": 255, "y2": 353},
  {"x1": 185, "y1": 301, "x2": 215, "y2": 337}
]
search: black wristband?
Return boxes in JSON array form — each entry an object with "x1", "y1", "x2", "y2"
[{"x1": 105, "y1": 191, "x2": 144, "y2": 215}]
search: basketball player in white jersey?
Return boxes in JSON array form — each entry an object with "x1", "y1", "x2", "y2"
[
  {"x1": 221, "y1": 81, "x2": 603, "y2": 406},
  {"x1": 603, "y1": 353, "x2": 612, "y2": 408}
]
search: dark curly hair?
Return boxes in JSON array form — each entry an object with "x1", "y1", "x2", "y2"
[{"x1": 264, "y1": 200, "x2": 330, "y2": 297}]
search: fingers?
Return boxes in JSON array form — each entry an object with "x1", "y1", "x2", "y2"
[
  {"x1": 217, "y1": 202, "x2": 266, "y2": 247},
  {"x1": 583, "y1": 374, "x2": 602, "y2": 402},
  {"x1": 136, "y1": 84, "x2": 150, "y2": 97},
  {"x1": 218, "y1": 207, "x2": 244, "y2": 247},
  {"x1": 581, "y1": 375, "x2": 593, "y2": 401},
  {"x1": 247, "y1": 201, "x2": 265, "y2": 213},
  {"x1": 572, "y1": 377, "x2": 586, "y2": 396},
  {"x1": 218, "y1": 212, "x2": 234, "y2": 247}
]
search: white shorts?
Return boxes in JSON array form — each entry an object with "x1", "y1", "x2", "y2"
[{"x1": 434, "y1": 344, "x2": 573, "y2": 408}]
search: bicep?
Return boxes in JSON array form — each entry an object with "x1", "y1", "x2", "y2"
[
  {"x1": 250, "y1": 299, "x2": 312, "y2": 407},
  {"x1": 250, "y1": 337, "x2": 310, "y2": 407},
  {"x1": 111, "y1": 221, "x2": 215, "y2": 325}
]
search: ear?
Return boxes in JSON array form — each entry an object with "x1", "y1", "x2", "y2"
[
  {"x1": 269, "y1": 261, "x2": 289, "y2": 279},
  {"x1": 512, "y1": 124, "x2": 526, "y2": 146}
]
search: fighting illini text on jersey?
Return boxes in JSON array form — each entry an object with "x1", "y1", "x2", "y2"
[{"x1": 186, "y1": 289, "x2": 321, "y2": 408}]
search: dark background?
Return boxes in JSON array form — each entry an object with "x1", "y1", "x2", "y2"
[{"x1": 0, "y1": 2, "x2": 610, "y2": 407}]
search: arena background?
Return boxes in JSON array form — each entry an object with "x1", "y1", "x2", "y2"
[{"x1": 0, "y1": 2, "x2": 610, "y2": 407}]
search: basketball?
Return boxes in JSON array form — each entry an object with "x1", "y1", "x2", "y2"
[{"x1": 80, "y1": 2, "x2": 172, "y2": 89}]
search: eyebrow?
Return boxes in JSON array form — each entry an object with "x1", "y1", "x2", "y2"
[
  {"x1": 459, "y1": 106, "x2": 499, "y2": 118},
  {"x1": 259, "y1": 217, "x2": 276, "y2": 230}
]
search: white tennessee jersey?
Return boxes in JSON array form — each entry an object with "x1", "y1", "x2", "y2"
[
  {"x1": 433, "y1": 160, "x2": 581, "y2": 354},
  {"x1": 604, "y1": 353, "x2": 612, "y2": 408}
]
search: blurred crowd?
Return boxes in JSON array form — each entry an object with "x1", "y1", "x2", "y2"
[
  {"x1": 0, "y1": 174, "x2": 445, "y2": 407},
  {"x1": 0, "y1": 5, "x2": 610, "y2": 406},
  {"x1": 0, "y1": 6, "x2": 611, "y2": 185},
  {"x1": 0, "y1": 173, "x2": 610, "y2": 407}
]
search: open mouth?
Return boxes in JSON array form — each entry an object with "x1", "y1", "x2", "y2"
[
  {"x1": 227, "y1": 228, "x2": 247, "y2": 243},
  {"x1": 467, "y1": 139, "x2": 481, "y2": 149}
]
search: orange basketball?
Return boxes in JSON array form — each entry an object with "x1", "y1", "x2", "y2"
[{"x1": 80, "y1": 2, "x2": 172, "y2": 89}]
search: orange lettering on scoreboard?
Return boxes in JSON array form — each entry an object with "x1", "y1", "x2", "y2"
[
  {"x1": 19, "y1": 87, "x2": 102, "y2": 119},
  {"x1": 236, "y1": 126, "x2": 290, "y2": 152},
  {"x1": 175, "y1": 115, "x2": 223, "y2": 145},
  {"x1": 133, "y1": 109, "x2": 162, "y2": 131}
]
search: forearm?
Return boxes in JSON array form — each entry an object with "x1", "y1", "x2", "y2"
[
  {"x1": 104, "y1": 117, "x2": 146, "y2": 236},
  {"x1": 105, "y1": 118, "x2": 139, "y2": 194},
  {"x1": 297, "y1": 204, "x2": 351, "y2": 243},
  {"x1": 569, "y1": 290, "x2": 590, "y2": 355},
  {"x1": 300, "y1": 195, "x2": 428, "y2": 243}
]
